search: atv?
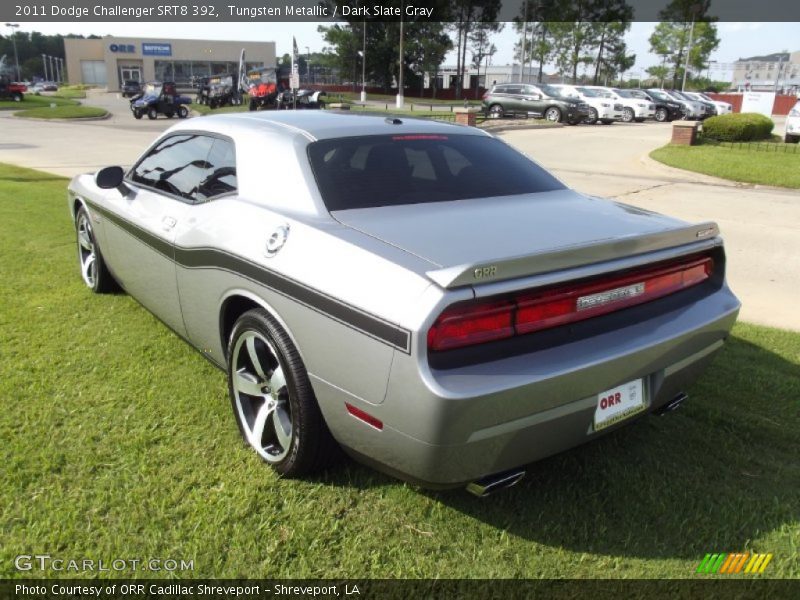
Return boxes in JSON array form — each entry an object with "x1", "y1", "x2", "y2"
[
  {"x1": 130, "y1": 81, "x2": 191, "y2": 120},
  {"x1": 195, "y1": 74, "x2": 244, "y2": 109},
  {"x1": 0, "y1": 74, "x2": 26, "y2": 102},
  {"x1": 245, "y1": 66, "x2": 280, "y2": 111}
]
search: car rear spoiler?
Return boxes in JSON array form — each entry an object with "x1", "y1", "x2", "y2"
[{"x1": 425, "y1": 221, "x2": 721, "y2": 289}]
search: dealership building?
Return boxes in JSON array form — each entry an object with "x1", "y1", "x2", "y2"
[{"x1": 64, "y1": 36, "x2": 276, "y2": 91}]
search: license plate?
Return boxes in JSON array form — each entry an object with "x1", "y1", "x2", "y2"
[{"x1": 594, "y1": 379, "x2": 645, "y2": 431}]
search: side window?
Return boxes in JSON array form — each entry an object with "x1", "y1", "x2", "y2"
[
  {"x1": 130, "y1": 134, "x2": 214, "y2": 202},
  {"x1": 505, "y1": 85, "x2": 522, "y2": 95},
  {"x1": 197, "y1": 138, "x2": 237, "y2": 200}
]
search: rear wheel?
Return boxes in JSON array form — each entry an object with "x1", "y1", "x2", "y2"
[
  {"x1": 621, "y1": 107, "x2": 634, "y2": 123},
  {"x1": 544, "y1": 107, "x2": 562, "y2": 122},
  {"x1": 488, "y1": 104, "x2": 504, "y2": 119},
  {"x1": 147, "y1": 107, "x2": 158, "y2": 120},
  {"x1": 654, "y1": 107, "x2": 668, "y2": 122},
  {"x1": 227, "y1": 309, "x2": 338, "y2": 476},
  {"x1": 177, "y1": 106, "x2": 188, "y2": 119},
  {"x1": 75, "y1": 207, "x2": 116, "y2": 293},
  {"x1": 584, "y1": 108, "x2": 598, "y2": 125}
]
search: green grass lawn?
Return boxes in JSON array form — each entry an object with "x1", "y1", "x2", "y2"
[
  {"x1": 1, "y1": 162, "x2": 798, "y2": 579},
  {"x1": 13, "y1": 105, "x2": 108, "y2": 119},
  {"x1": 0, "y1": 95, "x2": 79, "y2": 110},
  {"x1": 650, "y1": 142, "x2": 800, "y2": 188},
  {"x1": 192, "y1": 102, "x2": 249, "y2": 116}
]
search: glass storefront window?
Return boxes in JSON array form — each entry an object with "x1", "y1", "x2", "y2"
[{"x1": 154, "y1": 60, "x2": 174, "y2": 82}]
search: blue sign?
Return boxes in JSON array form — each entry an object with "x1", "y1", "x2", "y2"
[
  {"x1": 109, "y1": 44, "x2": 135, "y2": 53},
  {"x1": 142, "y1": 43, "x2": 172, "y2": 57}
]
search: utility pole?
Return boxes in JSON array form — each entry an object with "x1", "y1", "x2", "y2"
[
  {"x1": 520, "y1": 0, "x2": 528, "y2": 83},
  {"x1": 681, "y1": 17, "x2": 696, "y2": 91},
  {"x1": 5, "y1": 23, "x2": 20, "y2": 81},
  {"x1": 42, "y1": 53, "x2": 48, "y2": 81}
]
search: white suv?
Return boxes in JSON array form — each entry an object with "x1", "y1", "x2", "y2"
[
  {"x1": 684, "y1": 92, "x2": 732, "y2": 115},
  {"x1": 549, "y1": 84, "x2": 623, "y2": 125},
  {"x1": 580, "y1": 86, "x2": 655, "y2": 123},
  {"x1": 785, "y1": 100, "x2": 800, "y2": 143}
]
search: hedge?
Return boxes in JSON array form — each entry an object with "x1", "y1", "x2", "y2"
[{"x1": 702, "y1": 112, "x2": 774, "y2": 142}]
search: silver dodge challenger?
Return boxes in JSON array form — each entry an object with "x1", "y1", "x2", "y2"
[{"x1": 68, "y1": 111, "x2": 740, "y2": 494}]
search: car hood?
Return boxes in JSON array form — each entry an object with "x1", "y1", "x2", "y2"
[{"x1": 331, "y1": 190, "x2": 716, "y2": 287}]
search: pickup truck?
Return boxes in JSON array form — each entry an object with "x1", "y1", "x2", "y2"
[{"x1": 0, "y1": 76, "x2": 27, "y2": 102}]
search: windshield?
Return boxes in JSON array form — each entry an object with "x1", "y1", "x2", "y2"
[
  {"x1": 614, "y1": 89, "x2": 636, "y2": 98},
  {"x1": 579, "y1": 87, "x2": 613, "y2": 98},
  {"x1": 308, "y1": 134, "x2": 566, "y2": 211},
  {"x1": 539, "y1": 84, "x2": 565, "y2": 98},
  {"x1": 577, "y1": 87, "x2": 602, "y2": 98},
  {"x1": 669, "y1": 90, "x2": 691, "y2": 101},
  {"x1": 647, "y1": 90, "x2": 669, "y2": 102},
  {"x1": 143, "y1": 83, "x2": 162, "y2": 96},
  {"x1": 248, "y1": 68, "x2": 277, "y2": 85}
]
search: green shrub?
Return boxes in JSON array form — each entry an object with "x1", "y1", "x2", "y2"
[{"x1": 702, "y1": 112, "x2": 774, "y2": 142}]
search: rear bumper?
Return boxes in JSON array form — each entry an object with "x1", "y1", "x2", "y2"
[{"x1": 321, "y1": 283, "x2": 740, "y2": 488}]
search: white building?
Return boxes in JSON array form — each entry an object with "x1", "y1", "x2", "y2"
[
  {"x1": 731, "y1": 51, "x2": 800, "y2": 92},
  {"x1": 426, "y1": 64, "x2": 542, "y2": 91}
]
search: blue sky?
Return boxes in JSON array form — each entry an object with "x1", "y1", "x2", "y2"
[{"x1": 9, "y1": 21, "x2": 798, "y2": 80}]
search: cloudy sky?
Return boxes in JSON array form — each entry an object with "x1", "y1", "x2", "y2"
[{"x1": 8, "y1": 21, "x2": 797, "y2": 79}]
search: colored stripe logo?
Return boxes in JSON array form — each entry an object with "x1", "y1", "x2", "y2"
[{"x1": 696, "y1": 552, "x2": 773, "y2": 574}]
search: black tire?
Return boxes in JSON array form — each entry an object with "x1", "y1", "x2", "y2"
[
  {"x1": 654, "y1": 107, "x2": 668, "y2": 122},
  {"x1": 621, "y1": 107, "x2": 634, "y2": 123},
  {"x1": 75, "y1": 206, "x2": 116, "y2": 294},
  {"x1": 249, "y1": 97, "x2": 257, "y2": 111},
  {"x1": 544, "y1": 106, "x2": 562, "y2": 122},
  {"x1": 227, "y1": 308, "x2": 339, "y2": 477},
  {"x1": 147, "y1": 107, "x2": 158, "y2": 120},
  {"x1": 584, "y1": 108, "x2": 598, "y2": 125},
  {"x1": 488, "y1": 103, "x2": 504, "y2": 119},
  {"x1": 178, "y1": 106, "x2": 188, "y2": 119},
  {"x1": 12, "y1": 92, "x2": 23, "y2": 102},
  {"x1": 133, "y1": 109, "x2": 143, "y2": 120}
]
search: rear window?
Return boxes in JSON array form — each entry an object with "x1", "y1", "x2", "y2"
[{"x1": 307, "y1": 134, "x2": 565, "y2": 211}]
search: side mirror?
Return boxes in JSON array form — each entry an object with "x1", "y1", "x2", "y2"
[{"x1": 95, "y1": 166, "x2": 129, "y2": 196}]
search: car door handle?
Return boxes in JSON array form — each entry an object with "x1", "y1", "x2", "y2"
[{"x1": 162, "y1": 216, "x2": 177, "y2": 231}]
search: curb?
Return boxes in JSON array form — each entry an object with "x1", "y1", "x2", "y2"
[{"x1": 12, "y1": 111, "x2": 112, "y2": 122}]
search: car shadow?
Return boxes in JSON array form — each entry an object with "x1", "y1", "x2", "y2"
[
  {"x1": 313, "y1": 334, "x2": 799, "y2": 561},
  {"x1": 418, "y1": 335, "x2": 800, "y2": 560}
]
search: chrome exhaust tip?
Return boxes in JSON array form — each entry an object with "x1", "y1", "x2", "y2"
[
  {"x1": 657, "y1": 392, "x2": 689, "y2": 415},
  {"x1": 466, "y1": 469, "x2": 526, "y2": 497}
]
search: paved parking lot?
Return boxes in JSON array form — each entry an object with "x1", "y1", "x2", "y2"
[{"x1": 1, "y1": 92, "x2": 797, "y2": 331}]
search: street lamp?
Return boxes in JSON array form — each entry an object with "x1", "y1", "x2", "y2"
[
  {"x1": 5, "y1": 23, "x2": 20, "y2": 82},
  {"x1": 42, "y1": 53, "x2": 48, "y2": 81},
  {"x1": 360, "y1": 18, "x2": 367, "y2": 102},
  {"x1": 305, "y1": 45, "x2": 311, "y2": 86}
]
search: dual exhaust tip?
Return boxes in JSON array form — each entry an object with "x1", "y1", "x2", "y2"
[{"x1": 466, "y1": 392, "x2": 689, "y2": 497}]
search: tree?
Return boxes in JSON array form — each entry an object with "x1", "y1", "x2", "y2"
[
  {"x1": 469, "y1": 22, "x2": 503, "y2": 95},
  {"x1": 648, "y1": 0, "x2": 719, "y2": 89},
  {"x1": 646, "y1": 64, "x2": 670, "y2": 88},
  {"x1": 448, "y1": 0, "x2": 501, "y2": 98}
]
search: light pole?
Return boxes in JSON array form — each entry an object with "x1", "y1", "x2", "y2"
[
  {"x1": 396, "y1": 4, "x2": 404, "y2": 108},
  {"x1": 5, "y1": 23, "x2": 20, "y2": 81},
  {"x1": 360, "y1": 18, "x2": 367, "y2": 102},
  {"x1": 42, "y1": 53, "x2": 48, "y2": 81}
]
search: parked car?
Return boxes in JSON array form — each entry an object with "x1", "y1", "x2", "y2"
[
  {"x1": 655, "y1": 89, "x2": 714, "y2": 120},
  {"x1": 580, "y1": 86, "x2": 655, "y2": 123},
  {"x1": 785, "y1": 100, "x2": 800, "y2": 143},
  {"x1": 130, "y1": 81, "x2": 191, "y2": 120},
  {"x1": 684, "y1": 91, "x2": 732, "y2": 115},
  {"x1": 31, "y1": 81, "x2": 58, "y2": 93},
  {"x1": 550, "y1": 84, "x2": 622, "y2": 124},
  {"x1": 634, "y1": 89, "x2": 685, "y2": 122},
  {"x1": 121, "y1": 80, "x2": 142, "y2": 98},
  {"x1": 482, "y1": 83, "x2": 592, "y2": 124},
  {"x1": 0, "y1": 75, "x2": 26, "y2": 102},
  {"x1": 67, "y1": 111, "x2": 740, "y2": 493}
]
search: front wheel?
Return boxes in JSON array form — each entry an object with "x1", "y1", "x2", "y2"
[
  {"x1": 227, "y1": 309, "x2": 338, "y2": 476},
  {"x1": 177, "y1": 106, "x2": 188, "y2": 118},
  {"x1": 544, "y1": 107, "x2": 562, "y2": 122},
  {"x1": 654, "y1": 107, "x2": 668, "y2": 122},
  {"x1": 621, "y1": 107, "x2": 634, "y2": 123},
  {"x1": 147, "y1": 107, "x2": 158, "y2": 120},
  {"x1": 75, "y1": 207, "x2": 116, "y2": 293},
  {"x1": 584, "y1": 108, "x2": 598, "y2": 125},
  {"x1": 133, "y1": 109, "x2": 143, "y2": 119},
  {"x1": 488, "y1": 104, "x2": 504, "y2": 119}
]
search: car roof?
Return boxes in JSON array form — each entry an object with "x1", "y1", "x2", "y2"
[{"x1": 167, "y1": 110, "x2": 488, "y2": 142}]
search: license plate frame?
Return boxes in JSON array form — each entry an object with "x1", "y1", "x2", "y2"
[{"x1": 594, "y1": 379, "x2": 646, "y2": 431}]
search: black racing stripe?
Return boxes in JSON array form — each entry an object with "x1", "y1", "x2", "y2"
[{"x1": 84, "y1": 200, "x2": 411, "y2": 352}]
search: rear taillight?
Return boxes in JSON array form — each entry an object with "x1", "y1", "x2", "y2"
[{"x1": 428, "y1": 255, "x2": 713, "y2": 352}]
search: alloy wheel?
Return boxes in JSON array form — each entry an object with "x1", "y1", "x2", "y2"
[
  {"x1": 76, "y1": 212, "x2": 97, "y2": 288},
  {"x1": 231, "y1": 330, "x2": 293, "y2": 463}
]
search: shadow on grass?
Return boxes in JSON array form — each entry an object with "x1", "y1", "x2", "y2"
[
  {"x1": 419, "y1": 335, "x2": 800, "y2": 560},
  {"x1": 310, "y1": 334, "x2": 799, "y2": 561}
]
